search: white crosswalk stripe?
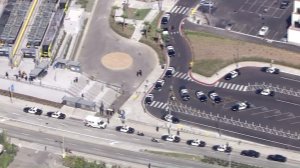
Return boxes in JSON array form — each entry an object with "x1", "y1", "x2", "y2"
[
  {"x1": 169, "y1": 6, "x2": 191, "y2": 15},
  {"x1": 214, "y1": 82, "x2": 247, "y2": 92},
  {"x1": 172, "y1": 72, "x2": 193, "y2": 81},
  {"x1": 149, "y1": 101, "x2": 168, "y2": 110}
]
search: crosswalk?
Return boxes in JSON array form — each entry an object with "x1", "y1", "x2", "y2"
[
  {"x1": 214, "y1": 82, "x2": 248, "y2": 91},
  {"x1": 169, "y1": 6, "x2": 191, "y2": 15},
  {"x1": 149, "y1": 101, "x2": 168, "y2": 110},
  {"x1": 173, "y1": 72, "x2": 193, "y2": 81}
]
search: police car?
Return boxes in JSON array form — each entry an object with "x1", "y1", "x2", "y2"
[
  {"x1": 256, "y1": 88, "x2": 275, "y2": 96},
  {"x1": 231, "y1": 102, "x2": 250, "y2": 111},
  {"x1": 224, "y1": 69, "x2": 240, "y2": 80}
]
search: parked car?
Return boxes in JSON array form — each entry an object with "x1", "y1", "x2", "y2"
[
  {"x1": 165, "y1": 67, "x2": 175, "y2": 78},
  {"x1": 167, "y1": 45, "x2": 176, "y2": 57},
  {"x1": 162, "y1": 114, "x2": 180, "y2": 123},
  {"x1": 179, "y1": 86, "x2": 190, "y2": 101},
  {"x1": 280, "y1": 1, "x2": 290, "y2": 9},
  {"x1": 195, "y1": 91, "x2": 207, "y2": 102},
  {"x1": 224, "y1": 69, "x2": 240, "y2": 80},
  {"x1": 258, "y1": 26, "x2": 269, "y2": 36},
  {"x1": 267, "y1": 154, "x2": 287, "y2": 162},
  {"x1": 261, "y1": 67, "x2": 280, "y2": 74},
  {"x1": 256, "y1": 88, "x2": 275, "y2": 96},
  {"x1": 154, "y1": 79, "x2": 165, "y2": 91},
  {"x1": 161, "y1": 13, "x2": 171, "y2": 24},
  {"x1": 23, "y1": 107, "x2": 43, "y2": 115},
  {"x1": 241, "y1": 150, "x2": 260, "y2": 158},
  {"x1": 208, "y1": 91, "x2": 222, "y2": 103},
  {"x1": 161, "y1": 135, "x2": 180, "y2": 143},
  {"x1": 46, "y1": 111, "x2": 66, "y2": 119},
  {"x1": 231, "y1": 101, "x2": 250, "y2": 111},
  {"x1": 116, "y1": 126, "x2": 135, "y2": 134},
  {"x1": 187, "y1": 139, "x2": 206, "y2": 147},
  {"x1": 145, "y1": 94, "x2": 154, "y2": 104},
  {"x1": 84, "y1": 115, "x2": 107, "y2": 129},
  {"x1": 213, "y1": 144, "x2": 232, "y2": 153}
]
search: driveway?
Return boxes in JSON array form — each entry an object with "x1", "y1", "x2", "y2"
[{"x1": 77, "y1": 0, "x2": 157, "y2": 96}]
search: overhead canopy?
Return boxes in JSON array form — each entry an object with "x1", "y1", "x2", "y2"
[
  {"x1": 29, "y1": 68, "x2": 43, "y2": 78},
  {"x1": 62, "y1": 96, "x2": 81, "y2": 103},
  {"x1": 78, "y1": 98, "x2": 96, "y2": 107},
  {"x1": 62, "y1": 96, "x2": 96, "y2": 108}
]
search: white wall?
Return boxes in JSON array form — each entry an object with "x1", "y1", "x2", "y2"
[{"x1": 288, "y1": 28, "x2": 300, "y2": 44}]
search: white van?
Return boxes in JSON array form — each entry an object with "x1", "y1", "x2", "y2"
[{"x1": 84, "y1": 115, "x2": 107, "y2": 129}]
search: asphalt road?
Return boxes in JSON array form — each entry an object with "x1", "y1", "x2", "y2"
[
  {"x1": 146, "y1": 0, "x2": 300, "y2": 151},
  {"x1": 1, "y1": 102, "x2": 299, "y2": 168}
]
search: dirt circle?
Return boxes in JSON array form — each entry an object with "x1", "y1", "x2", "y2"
[{"x1": 101, "y1": 52, "x2": 133, "y2": 70}]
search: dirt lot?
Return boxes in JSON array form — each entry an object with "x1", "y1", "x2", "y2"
[{"x1": 185, "y1": 31, "x2": 300, "y2": 77}]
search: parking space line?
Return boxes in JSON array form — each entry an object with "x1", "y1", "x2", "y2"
[
  {"x1": 248, "y1": 0, "x2": 259, "y2": 13},
  {"x1": 270, "y1": 31, "x2": 278, "y2": 40},
  {"x1": 277, "y1": 116, "x2": 300, "y2": 122},
  {"x1": 255, "y1": 0, "x2": 268, "y2": 13},
  {"x1": 280, "y1": 77, "x2": 300, "y2": 83},
  {"x1": 276, "y1": 99, "x2": 300, "y2": 107},
  {"x1": 290, "y1": 121, "x2": 300, "y2": 125},
  {"x1": 264, "y1": 112, "x2": 291, "y2": 119},
  {"x1": 239, "y1": 24, "x2": 247, "y2": 33},
  {"x1": 251, "y1": 109, "x2": 278, "y2": 115}
]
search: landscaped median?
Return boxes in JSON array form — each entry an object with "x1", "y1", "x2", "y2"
[
  {"x1": 144, "y1": 150, "x2": 262, "y2": 168},
  {"x1": 184, "y1": 30, "x2": 300, "y2": 77}
]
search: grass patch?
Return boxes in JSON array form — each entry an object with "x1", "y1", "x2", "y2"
[
  {"x1": 0, "y1": 131, "x2": 18, "y2": 168},
  {"x1": 75, "y1": 0, "x2": 95, "y2": 12},
  {"x1": 184, "y1": 30, "x2": 300, "y2": 77},
  {"x1": 144, "y1": 150, "x2": 262, "y2": 168},
  {"x1": 109, "y1": 7, "x2": 135, "y2": 39},
  {"x1": 124, "y1": 8, "x2": 151, "y2": 20},
  {"x1": 139, "y1": 12, "x2": 166, "y2": 65},
  {"x1": 63, "y1": 155, "x2": 106, "y2": 168}
]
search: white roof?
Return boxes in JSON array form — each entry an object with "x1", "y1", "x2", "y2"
[{"x1": 85, "y1": 115, "x2": 102, "y2": 122}]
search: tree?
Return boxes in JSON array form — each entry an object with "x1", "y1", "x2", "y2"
[
  {"x1": 121, "y1": 14, "x2": 128, "y2": 31},
  {"x1": 154, "y1": 28, "x2": 162, "y2": 42},
  {"x1": 143, "y1": 21, "x2": 150, "y2": 38}
]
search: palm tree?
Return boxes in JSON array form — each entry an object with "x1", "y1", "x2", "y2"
[{"x1": 121, "y1": 14, "x2": 128, "y2": 31}]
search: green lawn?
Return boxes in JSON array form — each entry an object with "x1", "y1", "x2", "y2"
[
  {"x1": 139, "y1": 12, "x2": 166, "y2": 65},
  {"x1": 0, "y1": 131, "x2": 18, "y2": 168},
  {"x1": 75, "y1": 0, "x2": 95, "y2": 12},
  {"x1": 109, "y1": 8, "x2": 135, "y2": 39},
  {"x1": 124, "y1": 8, "x2": 151, "y2": 20}
]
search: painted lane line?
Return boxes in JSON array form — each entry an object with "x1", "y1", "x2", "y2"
[
  {"x1": 276, "y1": 99, "x2": 300, "y2": 107},
  {"x1": 280, "y1": 77, "x2": 300, "y2": 83},
  {"x1": 251, "y1": 109, "x2": 278, "y2": 115},
  {"x1": 277, "y1": 116, "x2": 300, "y2": 122},
  {"x1": 44, "y1": 138, "x2": 52, "y2": 141},
  {"x1": 68, "y1": 143, "x2": 77, "y2": 146},
  {"x1": 12, "y1": 113, "x2": 20, "y2": 116},
  {"x1": 20, "y1": 132, "x2": 30, "y2": 136},
  {"x1": 238, "y1": 106, "x2": 264, "y2": 113},
  {"x1": 263, "y1": 112, "x2": 291, "y2": 119},
  {"x1": 290, "y1": 121, "x2": 300, "y2": 125}
]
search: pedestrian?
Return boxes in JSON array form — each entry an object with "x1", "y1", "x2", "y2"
[
  {"x1": 148, "y1": 163, "x2": 151, "y2": 168},
  {"x1": 44, "y1": 146, "x2": 47, "y2": 151},
  {"x1": 107, "y1": 118, "x2": 110, "y2": 124},
  {"x1": 5, "y1": 72, "x2": 8, "y2": 78},
  {"x1": 81, "y1": 93, "x2": 84, "y2": 98},
  {"x1": 139, "y1": 69, "x2": 143, "y2": 76},
  {"x1": 136, "y1": 71, "x2": 139, "y2": 77},
  {"x1": 25, "y1": 76, "x2": 28, "y2": 81}
]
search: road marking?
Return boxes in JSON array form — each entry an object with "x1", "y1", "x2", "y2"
[
  {"x1": 20, "y1": 132, "x2": 30, "y2": 136},
  {"x1": 264, "y1": 112, "x2": 290, "y2": 119},
  {"x1": 276, "y1": 99, "x2": 300, "y2": 107},
  {"x1": 230, "y1": 84, "x2": 236, "y2": 89},
  {"x1": 44, "y1": 138, "x2": 52, "y2": 141},
  {"x1": 68, "y1": 143, "x2": 77, "y2": 146},
  {"x1": 238, "y1": 106, "x2": 264, "y2": 113},
  {"x1": 226, "y1": 83, "x2": 232, "y2": 89},
  {"x1": 277, "y1": 116, "x2": 300, "y2": 122},
  {"x1": 280, "y1": 77, "x2": 300, "y2": 83},
  {"x1": 290, "y1": 121, "x2": 300, "y2": 125},
  {"x1": 251, "y1": 109, "x2": 278, "y2": 115},
  {"x1": 116, "y1": 152, "x2": 124, "y2": 156},
  {"x1": 12, "y1": 113, "x2": 20, "y2": 116},
  {"x1": 109, "y1": 141, "x2": 119, "y2": 145}
]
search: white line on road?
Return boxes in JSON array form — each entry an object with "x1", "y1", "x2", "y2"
[
  {"x1": 276, "y1": 99, "x2": 300, "y2": 107},
  {"x1": 116, "y1": 152, "x2": 124, "y2": 156},
  {"x1": 68, "y1": 143, "x2": 77, "y2": 146},
  {"x1": 251, "y1": 109, "x2": 278, "y2": 115},
  {"x1": 20, "y1": 132, "x2": 30, "y2": 136},
  {"x1": 12, "y1": 113, "x2": 20, "y2": 116},
  {"x1": 44, "y1": 138, "x2": 52, "y2": 141},
  {"x1": 280, "y1": 77, "x2": 300, "y2": 83}
]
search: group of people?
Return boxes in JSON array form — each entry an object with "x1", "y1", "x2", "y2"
[{"x1": 5, "y1": 70, "x2": 29, "y2": 81}]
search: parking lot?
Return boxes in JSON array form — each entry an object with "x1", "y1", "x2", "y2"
[{"x1": 200, "y1": 0, "x2": 293, "y2": 41}]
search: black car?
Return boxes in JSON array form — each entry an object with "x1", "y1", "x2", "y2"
[
  {"x1": 23, "y1": 107, "x2": 43, "y2": 115},
  {"x1": 162, "y1": 114, "x2": 180, "y2": 124},
  {"x1": 195, "y1": 91, "x2": 207, "y2": 102},
  {"x1": 186, "y1": 139, "x2": 206, "y2": 147},
  {"x1": 261, "y1": 67, "x2": 280, "y2": 74},
  {"x1": 144, "y1": 94, "x2": 154, "y2": 104},
  {"x1": 165, "y1": 67, "x2": 175, "y2": 78},
  {"x1": 161, "y1": 13, "x2": 170, "y2": 24},
  {"x1": 208, "y1": 91, "x2": 222, "y2": 103},
  {"x1": 267, "y1": 154, "x2": 287, "y2": 162},
  {"x1": 179, "y1": 86, "x2": 190, "y2": 101},
  {"x1": 280, "y1": 1, "x2": 289, "y2": 9},
  {"x1": 167, "y1": 45, "x2": 175, "y2": 57},
  {"x1": 154, "y1": 80, "x2": 165, "y2": 91},
  {"x1": 224, "y1": 69, "x2": 240, "y2": 80},
  {"x1": 46, "y1": 111, "x2": 66, "y2": 119},
  {"x1": 241, "y1": 150, "x2": 260, "y2": 158}
]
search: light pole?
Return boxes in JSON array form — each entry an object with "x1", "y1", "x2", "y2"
[{"x1": 228, "y1": 152, "x2": 232, "y2": 168}]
